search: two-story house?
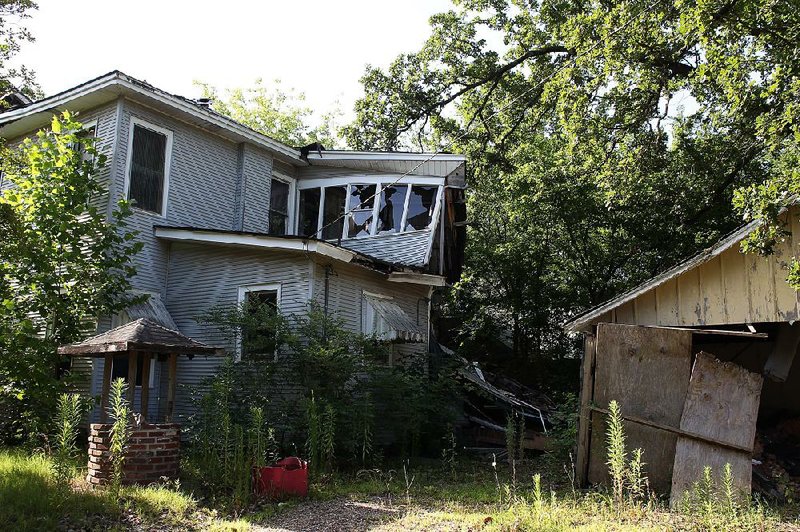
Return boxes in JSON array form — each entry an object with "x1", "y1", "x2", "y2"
[{"x1": 0, "y1": 71, "x2": 467, "y2": 421}]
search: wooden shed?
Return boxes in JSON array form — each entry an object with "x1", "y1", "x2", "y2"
[{"x1": 566, "y1": 207, "x2": 800, "y2": 505}]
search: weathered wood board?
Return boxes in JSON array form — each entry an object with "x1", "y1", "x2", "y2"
[
  {"x1": 670, "y1": 352, "x2": 763, "y2": 507},
  {"x1": 588, "y1": 323, "x2": 693, "y2": 493}
]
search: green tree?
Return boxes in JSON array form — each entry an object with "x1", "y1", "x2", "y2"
[
  {"x1": 345, "y1": 0, "x2": 790, "y2": 370},
  {"x1": 195, "y1": 79, "x2": 343, "y2": 148},
  {"x1": 0, "y1": 0, "x2": 39, "y2": 101},
  {"x1": 0, "y1": 113, "x2": 141, "y2": 442}
]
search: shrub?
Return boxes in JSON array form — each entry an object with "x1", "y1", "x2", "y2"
[{"x1": 51, "y1": 393, "x2": 85, "y2": 487}]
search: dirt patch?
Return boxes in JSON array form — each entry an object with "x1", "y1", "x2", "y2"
[{"x1": 256, "y1": 497, "x2": 404, "y2": 532}]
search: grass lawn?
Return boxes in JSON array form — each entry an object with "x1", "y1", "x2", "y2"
[{"x1": 1, "y1": 448, "x2": 799, "y2": 531}]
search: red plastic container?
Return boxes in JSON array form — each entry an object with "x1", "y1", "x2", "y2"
[{"x1": 254, "y1": 457, "x2": 308, "y2": 499}]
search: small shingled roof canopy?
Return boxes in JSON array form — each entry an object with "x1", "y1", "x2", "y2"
[{"x1": 58, "y1": 318, "x2": 224, "y2": 423}]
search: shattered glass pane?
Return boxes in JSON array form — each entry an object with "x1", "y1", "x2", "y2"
[
  {"x1": 376, "y1": 184, "x2": 408, "y2": 234},
  {"x1": 347, "y1": 184, "x2": 376, "y2": 238},
  {"x1": 405, "y1": 185, "x2": 438, "y2": 231}
]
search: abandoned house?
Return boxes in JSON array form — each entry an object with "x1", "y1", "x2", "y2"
[
  {"x1": 0, "y1": 71, "x2": 468, "y2": 425},
  {"x1": 566, "y1": 206, "x2": 800, "y2": 505}
]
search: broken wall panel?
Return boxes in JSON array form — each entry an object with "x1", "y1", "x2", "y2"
[
  {"x1": 588, "y1": 323, "x2": 693, "y2": 493},
  {"x1": 670, "y1": 353, "x2": 763, "y2": 507}
]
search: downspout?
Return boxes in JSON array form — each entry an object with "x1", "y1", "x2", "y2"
[{"x1": 323, "y1": 265, "x2": 332, "y2": 316}]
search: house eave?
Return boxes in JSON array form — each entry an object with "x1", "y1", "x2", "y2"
[{"x1": 0, "y1": 71, "x2": 303, "y2": 164}]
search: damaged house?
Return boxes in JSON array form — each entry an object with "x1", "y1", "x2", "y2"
[
  {"x1": 566, "y1": 206, "x2": 800, "y2": 505},
  {"x1": 0, "y1": 71, "x2": 467, "y2": 424}
]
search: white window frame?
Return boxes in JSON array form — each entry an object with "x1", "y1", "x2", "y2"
[
  {"x1": 123, "y1": 117, "x2": 174, "y2": 218},
  {"x1": 270, "y1": 171, "x2": 296, "y2": 235},
  {"x1": 236, "y1": 283, "x2": 282, "y2": 362}
]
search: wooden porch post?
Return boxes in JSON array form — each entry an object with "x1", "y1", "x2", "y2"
[
  {"x1": 165, "y1": 353, "x2": 177, "y2": 422},
  {"x1": 126, "y1": 351, "x2": 138, "y2": 408},
  {"x1": 139, "y1": 353, "x2": 151, "y2": 422},
  {"x1": 100, "y1": 353, "x2": 112, "y2": 423}
]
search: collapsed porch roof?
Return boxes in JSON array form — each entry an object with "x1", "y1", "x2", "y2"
[{"x1": 153, "y1": 226, "x2": 447, "y2": 286}]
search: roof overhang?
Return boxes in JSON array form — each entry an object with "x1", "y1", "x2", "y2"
[
  {"x1": 387, "y1": 272, "x2": 447, "y2": 287},
  {"x1": 564, "y1": 220, "x2": 760, "y2": 333},
  {"x1": 154, "y1": 226, "x2": 357, "y2": 263},
  {"x1": 0, "y1": 71, "x2": 303, "y2": 165}
]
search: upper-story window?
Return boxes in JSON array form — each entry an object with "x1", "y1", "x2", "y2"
[
  {"x1": 297, "y1": 179, "x2": 442, "y2": 240},
  {"x1": 269, "y1": 179, "x2": 289, "y2": 235},
  {"x1": 125, "y1": 118, "x2": 173, "y2": 216}
]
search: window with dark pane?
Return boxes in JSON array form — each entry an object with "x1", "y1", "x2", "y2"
[
  {"x1": 268, "y1": 179, "x2": 290, "y2": 235},
  {"x1": 111, "y1": 355, "x2": 145, "y2": 386},
  {"x1": 321, "y1": 185, "x2": 346, "y2": 240},
  {"x1": 243, "y1": 290, "x2": 279, "y2": 359},
  {"x1": 298, "y1": 188, "x2": 321, "y2": 237},
  {"x1": 347, "y1": 184, "x2": 376, "y2": 238},
  {"x1": 73, "y1": 125, "x2": 97, "y2": 165},
  {"x1": 377, "y1": 184, "x2": 408, "y2": 234},
  {"x1": 405, "y1": 185, "x2": 438, "y2": 231},
  {"x1": 128, "y1": 124, "x2": 167, "y2": 214}
]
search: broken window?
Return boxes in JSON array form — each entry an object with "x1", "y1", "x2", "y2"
[
  {"x1": 405, "y1": 185, "x2": 437, "y2": 231},
  {"x1": 268, "y1": 178, "x2": 290, "y2": 235},
  {"x1": 376, "y1": 184, "x2": 408, "y2": 234},
  {"x1": 298, "y1": 188, "x2": 321, "y2": 237},
  {"x1": 128, "y1": 124, "x2": 169, "y2": 215},
  {"x1": 321, "y1": 185, "x2": 346, "y2": 240},
  {"x1": 241, "y1": 289, "x2": 279, "y2": 360},
  {"x1": 347, "y1": 184, "x2": 376, "y2": 238}
]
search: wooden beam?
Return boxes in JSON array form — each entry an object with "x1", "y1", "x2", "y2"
[
  {"x1": 139, "y1": 353, "x2": 151, "y2": 422},
  {"x1": 765, "y1": 322, "x2": 800, "y2": 382},
  {"x1": 589, "y1": 406, "x2": 753, "y2": 454},
  {"x1": 165, "y1": 353, "x2": 177, "y2": 422},
  {"x1": 100, "y1": 354, "x2": 112, "y2": 423},
  {"x1": 126, "y1": 351, "x2": 138, "y2": 408},
  {"x1": 576, "y1": 333, "x2": 596, "y2": 487}
]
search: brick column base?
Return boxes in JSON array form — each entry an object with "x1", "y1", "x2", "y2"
[{"x1": 87, "y1": 423, "x2": 180, "y2": 486}]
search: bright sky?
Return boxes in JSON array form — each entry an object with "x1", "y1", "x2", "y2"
[{"x1": 15, "y1": 0, "x2": 452, "y2": 117}]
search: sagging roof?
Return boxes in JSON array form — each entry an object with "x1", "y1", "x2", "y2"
[
  {"x1": 153, "y1": 225, "x2": 447, "y2": 286},
  {"x1": 564, "y1": 219, "x2": 760, "y2": 333},
  {"x1": 364, "y1": 293, "x2": 426, "y2": 342},
  {"x1": 58, "y1": 318, "x2": 224, "y2": 356},
  {"x1": 124, "y1": 293, "x2": 178, "y2": 330}
]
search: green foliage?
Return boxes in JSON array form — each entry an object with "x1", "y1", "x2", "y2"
[
  {"x1": 0, "y1": 113, "x2": 140, "y2": 444},
  {"x1": 108, "y1": 378, "x2": 130, "y2": 497},
  {"x1": 344, "y1": 0, "x2": 797, "y2": 367},
  {"x1": 605, "y1": 400, "x2": 648, "y2": 508},
  {"x1": 194, "y1": 79, "x2": 343, "y2": 148},
  {"x1": 191, "y1": 302, "x2": 461, "y2": 484},
  {"x1": 51, "y1": 393, "x2": 85, "y2": 487},
  {"x1": 0, "y1": 1, "x2": 39, "y2": 101}
]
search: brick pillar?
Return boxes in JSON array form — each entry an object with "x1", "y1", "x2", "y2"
[{"x1": 86, "y1": 423, "x2": 181, "y2": 486}]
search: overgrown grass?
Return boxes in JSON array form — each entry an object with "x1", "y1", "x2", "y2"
[{"x1": 0, "y1": 448, "x2": 251, "y2": 531}]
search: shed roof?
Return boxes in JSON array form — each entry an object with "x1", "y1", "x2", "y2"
[
  {"x1": 58, "y1": 318, "x2": 224, "y2": 356},
  {"x1": 364, "y1": 294, "x2": 426, "y2": 342},
  {"x1": 564, "y1": 220, "x2": 760, "y2": 333}
]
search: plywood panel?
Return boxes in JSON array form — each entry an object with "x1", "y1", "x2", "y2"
[
  {"x1": 678, "y1": 267, "x2": 703, "y2": 326},
  {"x1": 670, "y1": 353, "x2": 763, "y2": 507},
  {"x1": 697, "y1": 256, "x2": 725, "y2": 325},
  {"x1": 720, "y1": 246, "x2": 750, "y2": 323},
  {"x1": 635, "y1": 289, "x2": 658, "y2": 326},
  {"x1": 747, "y1": 252, "x2": 775, "y2": 323},
  {"x1": 656, "y1": 278, "x2": 680, "y2": 326},
  {"x1": 589, "y1": 324, "x2": 693, "y2": 492}
]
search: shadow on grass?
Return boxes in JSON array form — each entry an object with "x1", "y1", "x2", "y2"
[{"x1": 0, "y1": 451, "x2": 119, "y2": 531}]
